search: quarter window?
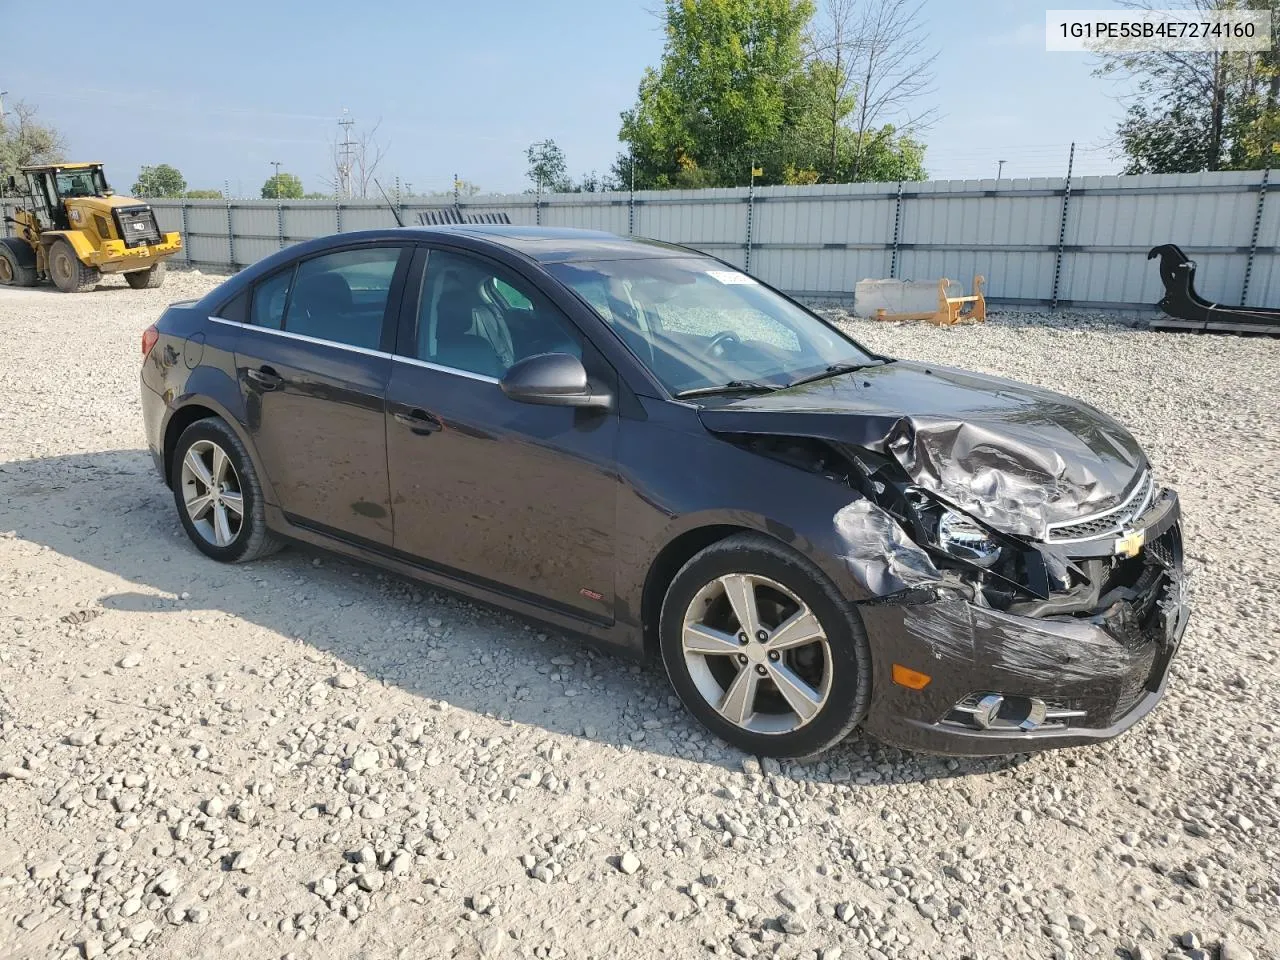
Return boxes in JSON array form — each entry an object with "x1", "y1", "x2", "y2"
[
  {"x1": 414, "y1": 250, "x2": 580, "y2": 378},
  {"x1": 283, "y1": 247, "x2": 403, "y2": 350},
  {"x1": 251, "y1": 267, "x2": 292, "y2": 330}
]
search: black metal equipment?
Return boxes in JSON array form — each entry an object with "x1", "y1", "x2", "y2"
[
  {"x1": 417, "y1": 209, "x2": 511, "y2": 226},
  {"x1": 1148, "y1": 243, "x2": 1280, "y2": 336}
]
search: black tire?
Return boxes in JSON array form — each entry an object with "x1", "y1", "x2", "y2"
[
  {"x1": 0, "y1": 239, "x2": 39, "y2": 287},
  {"x1": 659, "y1": 533, "x2": 872, "y2": 759},
  {"x1": 47, "y1": 239, "x2": 100, "y2": 293},
  {"x1": 171, "y1": 417, "x2": 283, "y2": 563},
  {"x1": 125, "y1": 261, "x2": 166, "y2": 289}
]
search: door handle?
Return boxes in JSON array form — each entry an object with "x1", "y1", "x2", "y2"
[
  {"x1": 394, "y1": 408, "x2": 442, "y2": 435},
  {"x1": 246, "y1": 366, "x2": 284, "y2": 390}
]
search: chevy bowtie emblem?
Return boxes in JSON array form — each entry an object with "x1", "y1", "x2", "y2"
[{"x1": 1114, "y1": 528, "x2": 1145, "y2": 558}]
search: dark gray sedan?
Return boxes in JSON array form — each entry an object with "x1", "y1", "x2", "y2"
[{"x1": 140, "y1": 226, "x2": 1188, "y2": 758}]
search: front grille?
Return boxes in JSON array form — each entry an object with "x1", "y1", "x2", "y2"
[
  {"x1": 113, "y1": 206, "x2": 162, "y2": 248},
  {"x1": 1047, "y1": 471, "x2": 1154, "y2": 542}
]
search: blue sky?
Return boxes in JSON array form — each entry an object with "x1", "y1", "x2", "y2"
[{"x1": 2, "y1": 0, "x2": 1132, "y2": 197}]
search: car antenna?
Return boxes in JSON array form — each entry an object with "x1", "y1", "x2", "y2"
[{"x1": 373, "y1": 178, "x2": 404, "y2": 228}]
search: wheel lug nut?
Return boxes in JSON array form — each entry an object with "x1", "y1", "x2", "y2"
[
  {"x1": 737, "y1": 633, "x2": 748, "y2": 645},
  {"x1": 754, "y1": 664, "x2": 767, "y2": 676},
  {"x1": 756, "y1": 630, "x2": 768, "y2": 642},
  {"x1": 737, "y1": 654, "x2": 748, "y2": 665},
  {"x1": 768, "y1": 651, "x2": 780, "y2": 661}
]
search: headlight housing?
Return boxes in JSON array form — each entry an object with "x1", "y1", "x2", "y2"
[{"x1": 937, "y1": 510, "x2": 1002, "y2": 567}]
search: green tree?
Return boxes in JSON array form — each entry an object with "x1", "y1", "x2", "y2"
[
  {"x1": 131, "y1": 164, "x2": 186, "y2": 198},
  {"x1": 618, "y1": 0, "x2": 816, "y2": 189},
  {"x1": 1100, "y1": 0, "x2": 1280, "y2": 173},
  {"x1": 614, "y1": 0, "x2": 928, "y2": 188},
  {"x1": 526, "y1": 140, "x2": 571, "y2": 192},
  {"x1": 261, "y1": 172, "x2": 304, "y2": 199},
  {"x1": 0, "y1": 101, "x2": 67, "y2": 189},
  {"x1": 303, "y1": 191, "x2": 332, "y2": 199},
  {"x1": 184, "y1": 189, "x2": 223, "y2": 199}
]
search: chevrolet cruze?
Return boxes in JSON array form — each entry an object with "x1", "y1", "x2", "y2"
[{"x1": 141, "y1": 226, "x2": 1188, "y2": 758}]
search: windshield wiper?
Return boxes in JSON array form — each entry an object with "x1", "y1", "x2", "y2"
[
  {"x1": 674, "y1": 380, "x2": 783, "y2": 399},
  {"x1": 784, "y1": 360, "x2": 884, "y2": 389}
]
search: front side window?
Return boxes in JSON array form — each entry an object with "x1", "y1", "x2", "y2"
[
  {"x1": 414, "y1": 250, "x2": 581, "y2": 378},
  {"x1": 283, "y1": 247, "x2": 402, "y2": 350},
  {"x1": 55, "y1": 168, "x2": 107, "y2": 198},
  {"x1": 546, "y1": 258, "x2": 875, "y2": 396}
]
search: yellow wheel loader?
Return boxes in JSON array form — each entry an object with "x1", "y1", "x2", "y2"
[{"x1": 0, "y1": 163, "x2": 182, "y2": 292}]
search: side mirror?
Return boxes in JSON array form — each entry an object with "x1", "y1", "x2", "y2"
[{"x1": 500, "y1": 353, "x2": 610, "y2": 409}]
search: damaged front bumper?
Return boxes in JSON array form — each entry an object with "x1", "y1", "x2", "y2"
[{"x1": 855, "y1": 492, "x2": 1189, "y2": 757}]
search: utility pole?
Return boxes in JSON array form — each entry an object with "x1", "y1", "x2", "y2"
[
  {"x1": 0, "y1": 91, "x2": 8, "y2": 121},
  {"x1": 337, "y1": 110, "x2": 355, "y2": 200},
  {"x1": 996, "y1": 160, "x2": 1007, "y2": 181},
  {"x1": 270, "y1": 161, "x2": 281, "y2": 198}
]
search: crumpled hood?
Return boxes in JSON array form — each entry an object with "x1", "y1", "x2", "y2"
[{"x1": 697, "y1": 360, "x2": 1147, "y2": 537}]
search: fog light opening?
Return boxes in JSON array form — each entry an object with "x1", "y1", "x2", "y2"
[{"x1": 968, "y1": 694, "x2": 1049, "y2": 731}]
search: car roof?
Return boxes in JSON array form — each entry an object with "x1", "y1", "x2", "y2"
[{"x1": 411, "y1": 225, "x2": 699, "y2": 263}]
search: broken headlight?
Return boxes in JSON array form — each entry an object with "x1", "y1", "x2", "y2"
[{"x1": 937, "y1": 510, "x2": 1002, "y2": 568}]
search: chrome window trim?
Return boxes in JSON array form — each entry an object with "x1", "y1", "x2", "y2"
[
  {"x1": 209, "y1": 316, "x2": 392, "y2": 359},
  {"x1": 393, "y1": 354, "x2": 501, "y2": 384},
  {"x1": 209, "y1": 315, "x2": 501, "y2": 383}
]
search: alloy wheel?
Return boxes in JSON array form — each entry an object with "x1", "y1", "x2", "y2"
[
  {"x1": 681, "y1": 573, "x2": 832, "y2": 734},
  {"x1": 179, "y1": 439, "x2": 244, "y2": 547}
]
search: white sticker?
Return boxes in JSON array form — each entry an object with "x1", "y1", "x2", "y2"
[{"x1": 706, "y1": 269, "x2": 757, "y2": 285}]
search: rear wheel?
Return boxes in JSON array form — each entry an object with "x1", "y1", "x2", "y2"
[
  {"x1": 47, "y1": 239, "x2": 100, "y2": 293},
  {"x1": 0, "y1": 240, "x2": 38, "y2": 287},
  {"x1": 171, "y1": 417, "x2": 282, "y2": 563},
  {"x1": 659, "y1": 533, "x2": 872, "y2": 758},
  {"x1": 125, "y1": 262, "x2": 166, "y2": 289}
]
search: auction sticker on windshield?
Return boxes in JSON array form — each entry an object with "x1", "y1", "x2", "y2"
[{"x1": 706, "y1": 270, "x2": 758, "y2": 285}]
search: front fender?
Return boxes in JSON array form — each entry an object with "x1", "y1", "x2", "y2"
[{"x1": 40, "y1": 229, "x2": 97, "y2": 261}]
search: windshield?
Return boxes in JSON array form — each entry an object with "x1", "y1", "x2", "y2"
[
  {"x1": 547, "y1": 257, "x2": 876, "y2": 396},
  {"x1": 54, "y1": 168, "x2": 108, "y2": 198}
]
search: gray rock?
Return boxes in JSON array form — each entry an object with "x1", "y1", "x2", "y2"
[
  {"x1": 1067, "y1": 913, "x2": 1096, "y2": 936},
  {"x1": 1220, "y1": 940, "x2": 1256, "y2": 960},
  {"x1": 776, "y1": 887, "x2": 813, "y2": 914},
  {"x1": 618, "y1": 852, "x2": 641, "y2": 875},
  {"x1": 778, "y1": 913, "x2": 808, "y2": 935},
  {"x1": 29, "y1": 860, "x2": 61, "y2": 881}
]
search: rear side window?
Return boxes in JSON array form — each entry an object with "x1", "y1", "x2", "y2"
[
  {"x1": 251, "y1": 267, "x2": 292, "y2": 330},
  {"x1": 283, "y1": 247, "x2": 402, "y2": 351}
]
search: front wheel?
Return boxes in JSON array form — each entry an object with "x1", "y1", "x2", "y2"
[
  {"x1": 125, "y1": 262, "x2": 166, "y2": 289},
  {"x1": 171, "y1": 417, "x2": 282, "y2": 563},
  {"x1": 659, "y1": 533, "x2": 872, "y2": 758},
  {"x1": 47, "y1": 239, "x2": 100, "y2": 293}
]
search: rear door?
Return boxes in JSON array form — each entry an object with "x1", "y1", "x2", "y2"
[
  {"x1": 234, "y1": 243, "x2": 410, "y2": 545},
  {"x1": 385, "y1": 246, "x2": 619, "y2": 621}
]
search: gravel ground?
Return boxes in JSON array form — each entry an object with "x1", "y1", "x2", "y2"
[{"x1": 0, "y1": 271, "x2": 1278, "y2": 960}]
